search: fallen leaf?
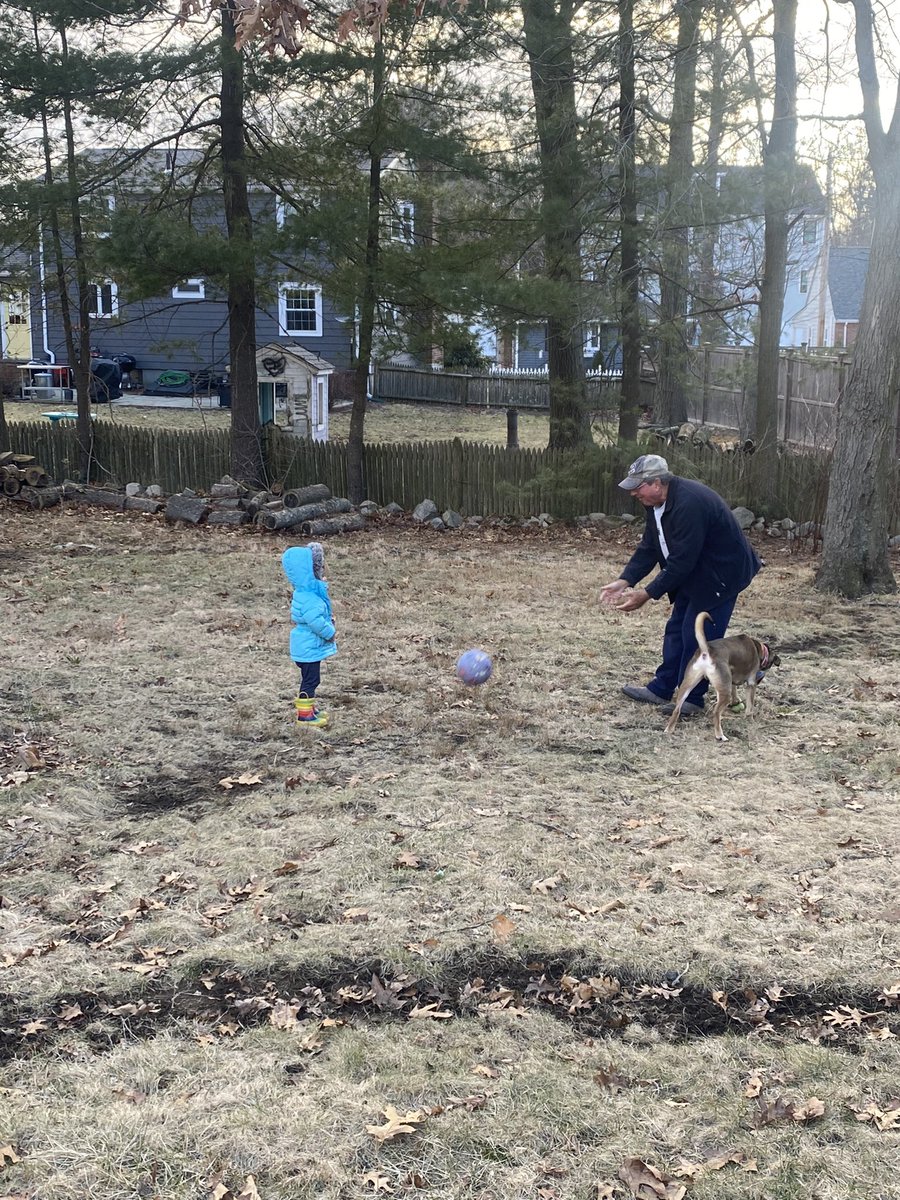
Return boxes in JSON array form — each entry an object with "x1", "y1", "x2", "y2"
[
  {"x1": 531, "y1": 874, "x2": 563, "y2": 894},
  {"x1": 0, "y1": 1146, "x2": 22, "y2": 1166},
  {"x1": 218, "y1": 773, "x2": 263, "y2": 790},
  {"x1": 491, "y1": 912, "x2": 516, "y2": 943},
  {"x1": 269, "y1": 1001, "x2": 300, "y2": 1030},
  {"x1": 849, "y1": 1098, "x2": 900, "y2": 1131},
  {"x1": 366, "y1": 1105, "x2": 425, "y2": 1143},
  {"x1": 472, "y1": 1063, "x2": 500, "y2": 1078},
  {"x1": 618, "y1": 1156, "x2": 685, "y2": 1199},
  {"x1": 793, "y1": 1097, "x2": 826, "y2": 1123},
  {"x1": 16, "y1": 744, "x2": 45, "y2": 770},
  {"x1": 360, "y1": 1169, "x2": 394, "y2": 1192},
  {"x1": 743, "y1": 1070, "x2": 764, "y2": 1097},
  {"x1": 408, "y1": 1002, "x2": 453, "y2": 1020},
  {"x1": 393, "y1": 851, "x2": 422, "y2": 869},
  {"x1": 342, "y1": 907, "x2": 370, "y2": 923}
]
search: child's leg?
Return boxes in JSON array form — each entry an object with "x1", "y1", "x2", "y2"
[
  {"x1": 294, "y1": 661, "x2": 329, "y2": 728},
  {"x1": 298, "y1": 661, "x2": 321, "y2": 698}
]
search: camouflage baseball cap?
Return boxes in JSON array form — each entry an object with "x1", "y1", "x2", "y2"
[{"x1": 618, "y1": 454, "x2": 670, "y2": 490}]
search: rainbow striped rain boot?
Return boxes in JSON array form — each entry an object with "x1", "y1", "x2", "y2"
[{"x1": 294, "y1": 697, "x2": 330, "y2": 729}]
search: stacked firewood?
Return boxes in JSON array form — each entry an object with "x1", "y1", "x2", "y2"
[
  {"x1": 253, "y1": 483, "x2": 365, "y2": 535},
  {"x1": 0, "y1": 451, "x2": 62, "y2": 508},
  {"x1": 1, "y1": 461, "x2": 367, "y2": 536}
]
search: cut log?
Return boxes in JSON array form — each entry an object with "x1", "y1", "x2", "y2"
[
  {"x1": 3, "y1": 476, "x2": 22, "y2": 496},
  {"x1": 256, "y1": 497, "x2": 351, "y2": 531},
  {"x1": 244, "y1": 491, "x2": 273, "y2": 517},
  {"x1": 210, "y1": 482, "x2": 247, "y2": 499},
  {"x1": 283, "y1": 483, "x2": 332, "y2": 509},
  {"x1": 301, "y1": 514, "x2": 366, "y2": 536},
  {"x1": 125, "y1": 496, "x2": 164, "y2": 514},
  {"x1": 210, "y1": 497, "x2": 243, "y2": 510},
  {"x1": 0, "y1": 451, "x2": 15, "y2": 466},
  {"x1": 165, "y1": 494, "x2": 210, "y2": 524},
  {"x1": 74, "y1": 487, "x2": 127, "y2": 511},
  {"x1": 207, "y1": 509, "x2": 250, "y2": 526},
  {"x1": 17, "y1": 485, "x2": 63, "y2": 509},
  {"x1": 11, "y1": 454, "x2": 36, "y2": 465},
  {"x1": 23, "y1": 466, "x2": 50, "y2": 487}
]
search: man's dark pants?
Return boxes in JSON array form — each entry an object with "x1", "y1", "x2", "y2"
[{"x1": 645, "y1": 593, "x2": 737, "y2": 707}]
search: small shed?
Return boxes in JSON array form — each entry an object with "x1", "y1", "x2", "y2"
[{"x1": 255, "y1": 342, "x2": 333, "y2": 441}]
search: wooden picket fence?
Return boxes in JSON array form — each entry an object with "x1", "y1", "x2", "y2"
[
  {"x1": 9, "y1": 418, "x2": 890, "y2": 528},
  {"x1": 374, "y1": 364, "x2": 624, "y2": 411}
]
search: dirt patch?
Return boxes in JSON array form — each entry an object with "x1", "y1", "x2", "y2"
[
  {"x1": 3, "y1": 957, "x2": 896, "y2": 1066},
  {"x1": 116, "y1": 772, "x2": 227, "y2": 813}
]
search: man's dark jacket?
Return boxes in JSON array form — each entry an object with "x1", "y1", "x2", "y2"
[{"x1": 621, "y1": 476, "x2": 761, "y2": 606}]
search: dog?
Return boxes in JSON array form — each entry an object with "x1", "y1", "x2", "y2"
[{"x1": 664, "y1": 611, "x2": 780, "y2": 741}]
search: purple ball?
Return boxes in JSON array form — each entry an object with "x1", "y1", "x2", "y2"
[{"x1": 456, "y1": 648, "x2": 492, "y2": 686}]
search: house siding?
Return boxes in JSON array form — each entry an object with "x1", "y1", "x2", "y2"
[{"x1": 29, "y1": 178, "x2": 354, "y2": 381}]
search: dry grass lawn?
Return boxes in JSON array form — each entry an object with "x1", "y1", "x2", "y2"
[
  {"x1": 6, "y1": 398, "x2": 591, "y2": 448},
  {"x1": 1, "y1": 501, "x2": 898, "y2": 1200}
]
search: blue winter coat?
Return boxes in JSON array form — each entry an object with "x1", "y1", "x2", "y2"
[
  {"x1": 282, "y1": 546, "x2": 338, "y2": 664},
  {"x1": 621, "y1": 476, "x2": 761, "y2": 607}
]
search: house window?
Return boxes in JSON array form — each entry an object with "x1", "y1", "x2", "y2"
[
  {"x1": 7, "y1": 292, "x2": 28, "y2": 324},
  {"x1": 799, "y1": 269, "x2": 809, "y2": 294},
  {"x1": 278, "y1": 284, "x2": 322, "y2": 336},
  {"x1": 85, "y1": 195, "x2": 115, "y2": 238},
  {"x1": 584, "y1": 323, "x2": 602, "y2": 354},
  {"x1": 389, "y1": 200, "x2": 415, "y2": 244},
  {"x1": 802, "y1": 219, "x2": 818, "y2": 244},
  {"x1": 89, "y1": 281, "x2": 118, "y2": 319},
  {"x1": 172, "y1": 278, "x2": 205, "y2": 300}
]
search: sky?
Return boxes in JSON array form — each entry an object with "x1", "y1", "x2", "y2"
[{"x1": 795, "y1": 0, "x2": 900, "y2": 123}]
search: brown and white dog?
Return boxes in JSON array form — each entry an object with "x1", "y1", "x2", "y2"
[{"x1": 664, "y1": 611, "x2": 780, "y2": 741}]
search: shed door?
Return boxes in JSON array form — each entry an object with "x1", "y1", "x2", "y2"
[{"x1": 258, "y1": 381, "x2": 275, "y2": 424}]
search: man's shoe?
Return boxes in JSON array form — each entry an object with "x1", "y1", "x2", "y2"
[
  {"x1": 622, "y1": 684, "x2": 668, "y2": 705},
  {"x1": 659, "y1": 700, "x2": 704, "y2": 718}
]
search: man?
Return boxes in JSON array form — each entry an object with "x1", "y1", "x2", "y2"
[{"x1": 600, "y1": 454, "x2": 761, "y2": 717}]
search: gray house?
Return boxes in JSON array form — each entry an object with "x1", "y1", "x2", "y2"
[{"x1": 27, "y1": 149, "x2": 354, "y2": 391}]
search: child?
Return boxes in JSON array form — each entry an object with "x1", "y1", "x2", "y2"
[{"x1": 281, "y1": 541, "x2": 337, "y2": 728}]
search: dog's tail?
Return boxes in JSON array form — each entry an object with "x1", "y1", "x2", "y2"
[{"x1": 694, "y1": 610, "x2": 713, "y2": 657}]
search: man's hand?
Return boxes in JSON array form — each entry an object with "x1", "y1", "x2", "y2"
[
  {"x1": 599, "y1": 579, "x2": 629, "y2": 606},
  {"x1": 616, "y1": 587, "x2": 650, "y2": 612}
]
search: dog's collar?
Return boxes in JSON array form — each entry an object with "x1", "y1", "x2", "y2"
[{"x1": 759, "y1": 642, "x2": 770, "y2": 669}]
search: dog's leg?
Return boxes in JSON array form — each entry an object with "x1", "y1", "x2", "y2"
[
  {"x1": 709, "y1": 666, "x2": 732, "y2": 741},
  {"x1": 664, "y1": 662, "x2": 704, "y2": 734},
  {"x1": 745, "y1": 681, "x2": 758, "y2": 716}
]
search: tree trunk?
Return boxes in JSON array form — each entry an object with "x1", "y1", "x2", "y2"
[
  {"x1": 750, "y1": 0, "x2": 797, "y2": 509},
  {"x1": 33, "y1": 18, "x2": 94, "y2": 482},
  {"x1": 221, "y1": 3, "x2": 263, "y2": 487},
  {"x1": 521, "y1": 0, "x2": 591, "y2": 450},
  {"x1": 616, "y1": 0, "x2": 641, "y2": 442},
  {"x1": 816, "y1": 0, "x2": 899, "y2": 597},
  {"x1": 348, "y1": 38, "x2": 386, "y2": 505},
  {"x1": 696, "y1": 3, "x2": 729, "y2": 347},
  {"x1": 655, "y1": 0, "x2": 702, "y2": 429}
]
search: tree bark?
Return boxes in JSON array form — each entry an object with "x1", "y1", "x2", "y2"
[
  {"x1": 257, "y1": 497, "x2": 351, "y2": 531},
  {"x1": 696, "y1": 2, "x2": 730, "y2": 347},
  {"x1": 283, "y1": 482, "x2": 332, "y2": 509},
  {"x1": 750, "y1": 0, "x2": 797, "y2": 509},
  {"x1": 521, "y1": 0, "x2": 591, "y2": 450},
  {"x1": 816, "y1": 0, "x2": 899, "y2": 596},
  {"x1": 616, "y1": 0, "x2": 641, "y2": 443},
  {"x1": 348, "y1": 38, "x2": 387, "y2": 506},
  {"x1": 301, "y1": 514, "x2": 366, "y2": 536},
  {"x1": 655, "y1": 0, "x2": 703, "y2": 429},
  {"x1": 221, "y1": 2, "x2": 264, "y2": 487}
]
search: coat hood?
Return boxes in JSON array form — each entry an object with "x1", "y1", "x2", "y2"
[{"x1": 282, "y1": 546, "x2": 315, "y2": 589}]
